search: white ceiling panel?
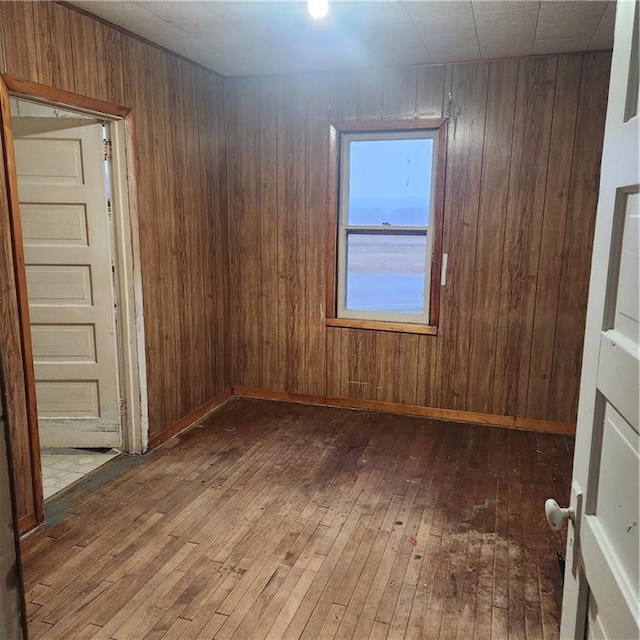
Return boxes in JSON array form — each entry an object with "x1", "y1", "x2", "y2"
[
  {"x1": 593, "y1": 2, "x2": 616, "y2": 37},
  {"x1": 474, "y1": 6, "x2": 538, "y2": 35},
  {"x1": 472, "y1": 0, "x2": 539, "y2": 13},
  {"x1": 482, "y1": 41, "x2": 533, "y2": 57},
  {"x1": 475, "y1": 6, "x2": 538, "y2": 56},
  {"x1": 428, "y1": 45, "x2": 482, "y2": 63},
  {"x1": 536, "y1": 1, "x2": 608, "y2": 41},
  {"x1": 178, "y1": 20, "x2": 243, "y2": 42},
  {"x1": 534, "y1": 36, "x2": 591, "y2": 55},
  {"x1": 420, "y1": 29, "x2": 480, "y2": 52},
  {"x1": 411, "y1": 12, "x2": 477, "y2": 35},
  {"x1": 141, "y1": 1, "x2": 223, "y2": 25},
  {"x1": 316, "y1": 1, "x2": 410, "y2": 25},
  {"x1": 403, "y1": 1, "x2": 473, "y2": 20},
  {"x1": 69, "y1": 0, "x2": 615, "y2": 76}
]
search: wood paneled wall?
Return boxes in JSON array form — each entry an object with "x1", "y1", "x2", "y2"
[
  {"x1": 0, "y1": 2, "x2": 610, "y2": 528},
  {"x1": 0, "y1": 2, "x2": 230, "y2": 524},
  {"x1": 227, "y1": 52, "x2": 611, "y2": 426},
  {"x1": 0, "y1": 372, "x2": 26, "y2": 639}
]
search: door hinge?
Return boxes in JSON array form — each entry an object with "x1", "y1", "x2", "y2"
[
  {"x1": 103, "y1": 139, "x2": 112, "y2": 161},
  {"x1": 107, "y1": 198, "x2": 112, "y2": 220},
  {"x1": 111, "y1": 263, "x2": 118, "y2": 306},
  {"x1": 119, "y1": 398, "x2": 127, "y2": 417}
]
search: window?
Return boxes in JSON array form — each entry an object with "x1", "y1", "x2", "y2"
[{"x1": 327, "y1": 120, "x2": 446, "y2": 334}]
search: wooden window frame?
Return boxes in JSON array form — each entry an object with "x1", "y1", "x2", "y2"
[{"x1": 326, "y1": 119, "x2": 447, "y2": 335}]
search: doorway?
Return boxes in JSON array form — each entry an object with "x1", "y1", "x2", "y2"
[
  {"x1": 12, "y1": 98, "x2": 121, "y2": 449},
  {"x1": 4, "y1": 90, "x2": 147, "y2": 508}
]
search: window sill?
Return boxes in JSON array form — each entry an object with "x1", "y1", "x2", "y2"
[{"x1": 326, "y1": 317, "x2": 438, "y2": 335}]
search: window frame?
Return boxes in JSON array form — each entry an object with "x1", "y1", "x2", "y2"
[{"x1": 326, "y1": 119, "x2": 447, "y2": 335}]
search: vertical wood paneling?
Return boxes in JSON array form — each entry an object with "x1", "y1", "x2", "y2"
[
  {"x1": 277, "y1": 76, "x2": 307, "y2": 392},
  {"x1": 416, "y1": 65, "x2": 447, "y2": 118},
  {"x1": 356, "y1": 70, "x2": 383, "y2": 120},
  {"x1": 492, "y1": 57, "x2": 557, "y2": 417},
  {"x1": 527, "y1": 55, "x2": 583, "y2": 419},
  {"x1": 199, "y1": 70, "x2": 219, "y2": 402},
  {"x1": 227, "y1": 79, "x2": 261, "y2": 388},
  {"x1": 204, "y1": 71, "x2": 230, "y2": 391},
  {"x1": 0, "y1": 21, "x2": 4, "y2": 73},
  {"x1": 435, "y1": 62, "x2": 489, "y2": 411},
  {"x1": 93, "y1": 21, "x2": 125, "y2": 105},
  {"x1": 346, "y1": 329, "x2": 377, "y2": 400},
  {"x1": 183, "y1": 61, "x2": 205, "y2": 413},
  {"x1": 33, "y1": 2, "x2": 75, "y2": 92},
  {"x1": 328, "y1": 70, "x2": 359, "y2": 124},
  {"x1": 228, "y1": 52, "x2": 609, "y2": 429},
  {"x1": 68, "y1": 10, "x2": 101, "y2": 99},
  {"x1": 258, "y1": 78, "x2": 279, "y2": 391},
  {"x1": 303, "y1": 74, "x2": 330, "y2": 395},
  {"x1": 382, "y1": 66, "x2": 418, "y2": 119},
  {"x1": 0, "y1": 2, "x2": 230, "y2": 527},
  {"x1": 0, "y1": 2, "x2": 39, "y2": 80},
  {"x1": 550, "y1": 52, "x2": 611, "y2": 423},
  {"x1": 176, "y1": 61, "x2": 197, "y2": 417},
  {"x1": 183, "y1": 64, "x2": 203, "y2": 408},
  {"x1": 395, "y1": 336, "x2": 420, "y2": 405},
  {"x1": 161, "y1": 52, "x2": 182, "y2": 426},
  {"x1": 466, "y1": 60, "x2": 518, "y2": 413},
  {"x1": 326, "y1": 329, "x2": 343, "y2": 398}
]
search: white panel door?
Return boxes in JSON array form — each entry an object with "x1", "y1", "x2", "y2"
[
  {"x1": 555, "y1": 1, "x2": 639, "y2": 638},
  {"x1": 13, "y1": 116, "x2": 122, "y2": 448}
]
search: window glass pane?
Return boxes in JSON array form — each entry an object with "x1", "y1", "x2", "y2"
[
  {"x1": 347, "y1": 137, "x2": 433, "y2": 226},
  {"x1": 345, "y1": 233, "x2": 427, "y2": 313}
]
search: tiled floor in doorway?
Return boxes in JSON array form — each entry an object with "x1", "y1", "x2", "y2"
[{"x1": 40, "y1": 448, "x2": 120, "y2": 499}]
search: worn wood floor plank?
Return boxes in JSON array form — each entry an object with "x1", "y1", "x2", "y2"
[{"x1": 22, "y1": 399, "x2": 571, "y2": 639}]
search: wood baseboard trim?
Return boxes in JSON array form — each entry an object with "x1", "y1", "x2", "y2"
[
  {"x1": 18, "y1": 511, "x2": 37, "y2": 535},
  {"x1": 147, "y1": 387, "x2": 233, "y2": 450},
  {"x1": 232, "y1": 387, "x2": 575, "y2": 435}
]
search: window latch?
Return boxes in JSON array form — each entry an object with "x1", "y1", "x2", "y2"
[{"x1": 441, "y1": 253, "x2": 448, "y2": 286}]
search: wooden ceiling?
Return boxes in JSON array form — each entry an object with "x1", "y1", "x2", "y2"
[{"x1": 68, "y1": 1, "x2": 615, "y2": 76}]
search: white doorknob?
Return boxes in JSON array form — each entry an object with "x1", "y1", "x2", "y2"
[{"x1": 545, "y1": 498, "x2": 574, "y2": 531}]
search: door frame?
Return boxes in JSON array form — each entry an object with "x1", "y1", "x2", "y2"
[{"x1": 0, "y1": 75, "x2": 148, "y2": 523}]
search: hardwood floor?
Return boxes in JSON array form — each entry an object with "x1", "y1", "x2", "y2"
[{"x1": 21, "y1": 398, "x2": 573, "y2": 639}]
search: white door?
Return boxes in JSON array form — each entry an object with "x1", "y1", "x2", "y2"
[
  {"x1": 13, "y1": 114, "x2": 122, "y2": 449},
  {"x1": 549, "y1": 1, "x2": 640, "y2": 638}
]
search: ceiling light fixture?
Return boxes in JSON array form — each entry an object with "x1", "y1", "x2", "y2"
[{"x1": 308, "y1": 0, "x2": 329, "y2": 20}]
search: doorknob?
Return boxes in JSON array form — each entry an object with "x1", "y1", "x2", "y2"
[{"x1": 545, "y1": 498, "x2": 574, "y2": 531}]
